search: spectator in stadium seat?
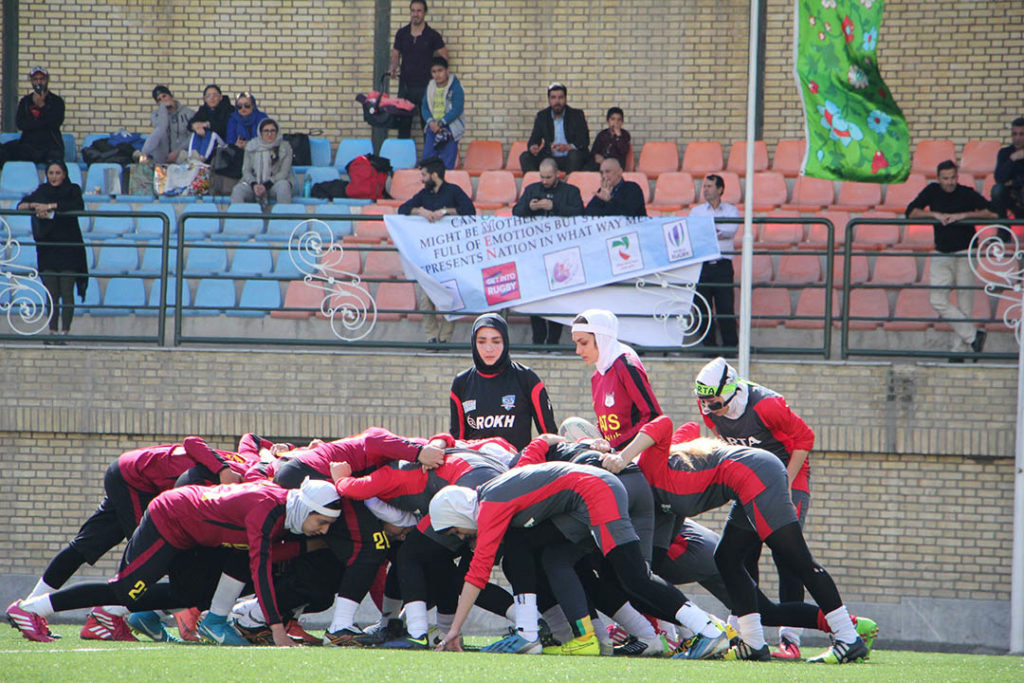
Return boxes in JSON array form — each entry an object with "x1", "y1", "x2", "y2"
[
  {"x1": 225, "y1": 92, "x2": 269, "y2": 149},
  {"x1": 689, "y1": 174, "x2": 739, "y2": 354},
  {"x1": 139, "y1": 85, "x2": 194, "y2": 165},
  {"x1": 992, "y1": 116, "x2": 1024, "y2": 218},
  {"x1": 421, "y1": 57, "x2": 464, "y2": 170},
  {"x1": 230, "y1": 119, "x2": 294, "y2": 205},
  {"x1": 389, "y1": 0, "x2": 449, "y2": 141},
  {"x1": 186, "y1": 84, "x2": 235, "y2": 161},
  {"x1": 588, "y1": 107, "x2": 631, "y2": 171},
  {"x1": 584, "y1": 157, "x2": 646, "y2": 217},
  {"x1": 399, "y1": 156, "x2": 475, "y2": 345},
  {"x1": 520, "y1": 83, "x2": 590, "y2": 174},
  {"x1": 513, "y1": 157, "x2": 584, "y2": 346},
  {"x1": 0, "y1": 65, "x2": 65, "y2": 167},
  {"x1": 906, "y1": 160, "x2": 997, "y2": 360}
]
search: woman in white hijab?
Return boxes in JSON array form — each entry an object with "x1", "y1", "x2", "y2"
[
  {"x1": 230, "y1": 117, "x2": 293, "y2": 204},
  {"x1": 570, "y1": 309, "x2": 663, "y2": 450}
]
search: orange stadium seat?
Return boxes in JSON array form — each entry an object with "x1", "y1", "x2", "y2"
[
  {"x1": 637, "y1": 142, "x2": 680, "y2": 179},
  {"x1": 726, "y1": 140, "x2": 769, "y2": 176},
  {"x1": 895, "y1": 223, "x2": 934, "y2": 252},
  {"x1": 785, "y1": 288, "x2": 839, "y2": 329},
  {"x1": 681, "y1": 141, "x2": 724, "y2": 176},
  {"x1": 445, "y1": 170, "x2": 474, "y2": 199},
  {"x1": 776, "y1": 253, "x2": 822, "y2": 284},
  {"x1": 378, "y1": 169, "x2": 422, "y2": 207},
  {"x1": 876, "y1": 173, "x2": 928, "y2": 214},
  {"x1": 505, "y1": 141, "x2": 528, "y2": 177},
  {"x1": 851, "y1": 211, "x2": 900, "y2": 250},
  {"x1": 623, "y1": 144, "x2": 636, "y2": 172},
  {"x1": 719, "y1": 171, "x2": 742, "y2": 204},
  {"x1": 750, "y1": 288, "x2": 791, "y2": 328},
  {"x1": 363, "y1": 250, "x2": 404, "y2": 279},
  {"x1": 759, "y1": 212, "x2": 804, "y2": 248},
  {"x1": 772, "y1": 139, "x2": 806, "y2": 177},
  {"x1": 623, "y1": 172, "x2": 651, "y2": 202},
  {"x1": 649, "y1": 172, "x2": 696, "y2": 212},
  {"x1": 960, "y1": 140, "x2": 1001, "y2": 176},
  {"x1": 780, "y1": 176, "x2": 834, "y2": 212},
  {"x1": 911, "y1": 139, "x2": 956, "y2": 177},
  {"x1": 462, "y1": 140, "x2": 504, "y2": 176},
  {"x1": 833, "y1": 254, "x2": 870, "y2": 285},
  {"x1": 870, "y1": 255, "x2": 919, "y2": 285},
  {"x1": 271, "y1": 280, "x2": 323, "y2": 319},
  {"x1": 834, "y1": 181, "x2": 882, "y2": 213},
  {"x1": 519, "y1": 171, "x2": 541, "y2": 198},
  {"x1": 741, "y1": 171, "x2": 788, "y2": 212},
  {"x1": 376, "y1": 281, "x2": 416, "y2": 321},
  {"x1": 475, "y1": 170, "x2": 518, "y2": 210},
  {"x1": 846, "y1": 289, "x2": 890, "y2": 329},
  {"x1": 734, "y1": 253, "x2": 773, "y2": 282},
  {"x1": 990, "y1": 295, "x2": 1021, "y2": 331},
  {"x1": 883, "y1": 288, "x2": 933, "y2": 331},
  {"x1": 800, "y1": 210, "x2": 849, "y2": 251},
  {"x1": 568, "y1": 172, "x2": 601, "y2": 202},
  {"x1": 319, "y1": 246, "x2": 361, "y2": 277}
]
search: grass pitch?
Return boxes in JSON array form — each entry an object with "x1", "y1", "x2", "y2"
[{"x1": 1, "y1": 626, "x2": 1021, "y2": 682}]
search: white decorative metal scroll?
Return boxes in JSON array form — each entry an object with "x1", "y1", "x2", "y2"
[
  {"x1": 634, "y1": 271, "x2": 711, "y2": 347},
  {"x1": 968, "y1": 225, "x2": 1023, "y2": 344},
  {"x1": 288, "y1": 218, "x2": 376, "y2": 341},
  {"x1": 0, "y1": 217, "x2": 53, "y2": 336}
]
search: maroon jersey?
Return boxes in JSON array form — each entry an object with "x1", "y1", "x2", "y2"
[
  {"x1": 465, "y1": 461, "x2": 634, "y2": 589},
  {"x1": 117, "y1": 439, "x2": 231, "y2": 493},
  {"x1": 700, "y1": 382, "x2": 814, "y2": 492},
  {"x1": 277, "y1": 427, "x2": 425, "y2": 478},
  {"x1": 146, "y1": 482, "x2": 295, "y2": 625},
  {"x1": 591, "y1": 354, "x2": 662, "y2": 449}
]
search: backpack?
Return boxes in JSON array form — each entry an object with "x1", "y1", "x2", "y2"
[
  {"x1": 282, "y1": 133, "x2": 312, "y2": 166},
  {"x1": 345, "y1": 154, "x2": 392, "y2": 200},
  {"x1": 81, "y1": 138, "x2": 137, "y2": 166}
]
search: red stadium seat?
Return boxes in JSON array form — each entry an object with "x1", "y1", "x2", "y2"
[
  {"x1": 637, "y1": 142, "x2": 680, "y2": 179},
  {"x1": 463, "y1": 140, "x2": 504, "y2": 177},
  {"x1": 981, "y1": 173, "x2": 997, "y2": 200},
  {"x1": 800, "y1": 210, "x2": 849, "y2": 251},
  {"x1": 772, "y1": 139, "x2": 806, "y2": 177},
  {"x1": 726, "y1": 140, "x2": 769, "y2": 176},
  {"x1": 742, "y1": 172, "x2": 788, "y2": 212},
  {"x1": 623, "y1": 172, "x2": 651, "y2": 202},
  {"x1": 567, "y1": 172, "x2": 601, "y2": 202},
  {"x1": 785, "y1": 288, "x2": 839, "y2": 329},
  {"x1": 319, "y1": 246, "x2": 361, "y2": 277},
  {"x1": 474, "y1": 170, "x2": 518, "y2": 210},
  {"x1": 775, "y1": 253, "x2": 822, "y2": 284},
  {"x1": 833, "y1": 255, "x2": 870, "y2": 285},
  {"x1": 870, "y1": 255, "x2": 919, "y2": 285},
  {"x1": 759, "y1": 212, "x2": 804, "y2": 248},
  {"x1": 376, "y1": 281, "x2": 416, "y2": 321},
  {"x1": 960, "y1": 140, "x2": 1002, "y2": 176},
  {"x1": 834, "y1": 181, "x2": 882, "y2": 213},
  {"x1": 780, "y1": 176, "x2": 834, "y2": 212},
  {"x1": 876, "y1": 174, "x2": 928, "y2": 214},
  {"x1": 718, "y1": 171, "x2": 742, "y2": 205},
  {"x1": 363, "y1": 250, "x2": 404, "y2": 279},
  {"x1": 349, "y1": 220, "x2": 390, "y2": 244},
  {"x1": 271, "y1": 280, "x2": 322, "y2": 319},
  {"x1": 377, "y1": 169, "x2": 422, "y2": 207},
  {"x1": 505, "y1": 140, "x2": 528, "y2": 177},
  {"x1": 734, "y1": 253, "x2": 773, "y2": 282},
  {"x1": 650, "y1": 172, "x2": 696, "y2": 212},
  {"x1": 681, "y1": 141, "x2": 724, "y2": 176},
  {"x1": 749, "y1": 288, "x2": 790, "y2": 327},
  {"x1": 845, "y1": 289, "x2": 890, "y2": 330},
  {"x1": 851, "y1": 211, "x2": 900, "y2": 251},
  {"x1": 895, "y1": 223, "x2": 934, "y2": 252},
  {"x1": 518, "y1": 171, "x2": 541, "y2": 198},
  {"x1": 446, "y1": 170, "x2": 474, "y2": 200},
  {"x1": 883, "y1": 288, "x2": 934, "y2": 331},
  {"x1": 911, "y1": 139, "x2": 956, "y2": 177}
]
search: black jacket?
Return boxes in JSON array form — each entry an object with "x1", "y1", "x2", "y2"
[
  {"x1": 15, "y1": 91, "x2": 65, "y2": 157},
  {"x1": 512, "y1": 180, "x2": 584, "y2": 217},
  {"x1": 585, "y1": 180, "x2": 647, "y2": 217},
  {"x1": 187, "y1": 97, "x2": 236, "y2": 140},
  {"x1": 526, "y1": 106, "x2": 590, "y2": 156}
]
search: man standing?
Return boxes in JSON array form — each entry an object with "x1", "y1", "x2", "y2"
[
  {"x1": 992, "y1": 116, "x2": 1024, "y2": 219},
  {"x1": 140, "y1": 85, "x2": 194, "y2": 165},
  {"x1": 0, "y1": 66, "x2": 65, "y2": 166},
  {"x1": 584, "y1": 158, "x2": 646, "y2": 217},
  {"x1": 399, "y1": 156, "x2": 475, "y2": 345},
  {"x1": 389, "y1": 0, "x2": 449, "y2": 140},
  {"x1": 513, "y1": 157, "x2": 584, "y2": 346},
  {"x1": 906, "y1": 160, "x2": 996, "y2": 360},
  {"x1": 519, "y1": 83, "x2": 589, "y2": 174},
  {"x1": 689, "y1": 174, "x2": 739, "y2": 354}
]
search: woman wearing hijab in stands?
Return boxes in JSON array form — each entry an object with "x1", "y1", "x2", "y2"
[
  {"x1": 449, "y1": 313, "x2": 557, "y2": 451},
  {"x1": 230, "y1": 118, "x2": 293, "y2": 205},
  {"x1": 225, "y1": 92, "x2": 269, "y2": 149},
  {"x1": 17, "y1": 160, "x2": 87, "y2": 344},
  {"x1": 187, "y1": 84, "x2": 234, "y2": 160},
  {"x1": 570, "y1": 309, "x2": 661, "y2": 450}
]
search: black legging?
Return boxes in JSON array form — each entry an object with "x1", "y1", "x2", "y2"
[
  {"x1": 41, "y1": 272, "x2": 76, "y2": 332},
  {"x1": 715, "y1": 520, "x2": 841, "y2": 619}
]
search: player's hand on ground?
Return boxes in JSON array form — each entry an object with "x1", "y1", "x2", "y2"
[
  {"x1": 436, "y1": 632, "x2": 463, "y2": 651},
  {"x1": 330, "y1": 461, "x2": 353, "y2": 482},
  {"x1": 272, "y1": 624, "x2": 297, "y2": 647}
]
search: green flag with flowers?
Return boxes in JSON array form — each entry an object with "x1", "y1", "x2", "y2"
[{"x1": 795, "y1": 0, "x2": 909, "y2": 183}]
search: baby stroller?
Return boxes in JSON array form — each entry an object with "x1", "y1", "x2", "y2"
[{"x1": 356, "y1": 74, "x2": 416, "y2": 130}]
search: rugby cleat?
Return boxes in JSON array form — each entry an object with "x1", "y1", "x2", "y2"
[
  {"x1": 6, "y1": 600, "x2": 55, "y2": 642},
  {"x1": 322, "y1": 626, "x2": 364, "y2": 647},
  {"x1": 81, "y1": 608, "x2": 138, "y2": 641},
  {"x1": 235, "y1": 622, "x2": 275, "y2": 646},
  {"x1": 722, "y1": 639, "x2": 772, "y2": 661},
  {"x1": 353, "y1": 618, "x2": 406, "y2": 646},
  {"x1": 771, "y1": 637, "x2": 802, "y2": 660},
  {"x1": 381, "y1": 633, "x2": 430, "y2": 649},
  {"x1": 539, "y1": 620, "x2": 563, "y2": 655},
  {"x1": 612, "y1": 634, "x2": 666, "y2": 657},
  {"x1": 173, "y1": 607, "x2": 202, "y2": 642},
  {"x1": 286, "y1": 620, "x2": 321, "y2": 645},
  {"x1": 480, "y1": 627, "x2": 542, "y2": 654},
  {"x1": 127, "y1": 610, "x2": 179, "y2": 643},
  {"x1": 606, "y1": 623, "x2": 631, "y2": 646},
  {"x1": 852, "y1": 616, "x2": 879, "y2": 657},
  {"x1": 673, "y1": 631, "x2": 729, "y2": 660},
  {"x1": 558, "y1": 632, "x2": 600, "y2": 656},
  {"x1": 196, "y1": 613, "x2": 249, "y2": 646},
  {"x1": 807, "y1": 636, "x2": 868, "y2": 664}
]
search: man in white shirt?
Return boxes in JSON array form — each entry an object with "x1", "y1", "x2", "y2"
[{"x1": 689, "y1": 174, "x2": 739, "y2": 353}]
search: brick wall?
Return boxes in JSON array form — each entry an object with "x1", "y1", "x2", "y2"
[
  {"x1": 5, "y1": 1, "x2": 1020, "y2": 159},
  {"x1": 0, "y1": 346, "x2": 1016, "y2": 609}
]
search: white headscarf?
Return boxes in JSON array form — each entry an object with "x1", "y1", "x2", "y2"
[
  {"x1": 694, "y1": 357, "x2": 748, "y2": 419},
  {"x1": 284, "y1": 478, "x2": 341, "y2": 535},
  {"x1": 429, "y1": 486, "x2": 479, "y2": 531},
  {"x1": 571, "y1": 309, "x2": 640, "y2": 375}
]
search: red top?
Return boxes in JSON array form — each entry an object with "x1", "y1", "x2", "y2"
[
  {"x1": 117, "y1": 438, "x2": 230, "y2": 493},
  {"x1": 278, "y1": 427, "x2": 424, "y2": 478},
  {"x1": 591, "y1": 355, "x2": 662, "y2": 449}
]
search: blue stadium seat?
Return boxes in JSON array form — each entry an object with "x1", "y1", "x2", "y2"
[
  {"x1": 131, "y1": 205, "x2": 177, "y2": 242},
  {"x1": 157, "y1": 195, "x2": 198, "y2": 204},
  {"x1": 228, "y1": 242, "x2": 274, "y2": 276},
  {"x1": 229, "y1": 279, "x2": 281, "y2": 317},
  {"x1": 0, "y1": 271, "x2": 48, "y2": 314},
  {"x1": 190, "y1": 278, "x2": 235, "y2": 316},
  {"x1": 66, "y1": 164, "x2": 84, "y2": 188},
  {"x1": 89, "y1": 203, "x2": 134, "y2": 240},
  {"x1": 138, "y1": 242, "x2": 179, "y2": 276},
  {"x1": 334, "y1": 138, "x2": 373, "y2": 171},
  {"x1": 180, "y1": 204, "x2": 221, "y2": 240},
  {"x1": 2, "y1": 201, "x2": 33, "y2": 237},
  {"x1": 7, "y1": 241, "x2": 37, "y2": 269},
  {"x1": 265, "y1": 203, "x2": 310, "y2": 242},
  {"x1": 212, "y1": 203, "x2": 264, "y2": 242},
  {"x1": 84, "y1": 163, "x2": 123, "y2": 196},
  {"x1": 379, "y1": 139, "x2": 417, "y2": 171},
  {"x1": 184, "y1": 245, "x2": 228, "y2": 274},
  {"x1": 76, "y1": 277, "x2": 102, "y2": 315},
  {"x1": 138, "y1": 277, "x2": 190, "y2": 315},
  {"x1": 62, "y1": 133, "x2": 77, "y2": 162},
  {"x1": 304, "y1": 166, "x2": 341, "y2": 188},
  {"x1": 272, "y1": 249, "x2": 302, "y2": 279},
  {"x1": 310, "y1": 138, "x2": 332, "y2": 167},
  {"x1": 0, "y1": 132, "x2": 19, "y2": 144},
  {"x1": 97, "y1": 277, "x2": 146, "y2": 315},
  {"x1": 81, "y1": 133, "x2": 106, "y2": 154},
  {"x1": 0, "y1": 162, "x2": 41, "y2": 199},
  {"x1": 92, "y1": 239, "x2": 139, "y2": 274},
  {"x1": 314, "y1": 203, "x2": 356, "y2": 239}
]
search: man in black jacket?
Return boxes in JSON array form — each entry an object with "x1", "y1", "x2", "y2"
[
  {"x1": 992, "y1": 116, "x2": 1024, "y2": 218},
  {"x1": 519, "y1": 83, "x2": 589, "y2": 174},
  {"x1": 585, "y1": 157, "x2": 647, "y2": 217},
  {"x1": 0, "y1": 66, "x2": 65, "y2": 166}
]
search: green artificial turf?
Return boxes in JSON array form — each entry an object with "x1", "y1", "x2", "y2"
[{"x1": 0, "y1": 626, "x2": 1021, "y2": 682}]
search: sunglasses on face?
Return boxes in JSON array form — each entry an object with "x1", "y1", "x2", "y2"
[{"x1": 237, "y1": 102, "x2": 253, "y2": 110}]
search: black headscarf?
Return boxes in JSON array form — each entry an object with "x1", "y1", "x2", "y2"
[
  {"x1": 23, "y1": 161, "x2": 88, "y2": 298},
  {"x1": 471, "y1": 313, "x2": 511, "y2": 375}
]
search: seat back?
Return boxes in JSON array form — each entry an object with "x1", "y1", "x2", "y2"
[
  {"x1": 463, "y1": 140, "x2": 504, "y2": 176},
  {"x1": 681, "y1": 141, "x2": 724, "y2": 175},
  {"x1": 726, "y1": 140, "x2": 769, "y2": 176},
  {"x1": 772, "y1": 139, "x2": 806, "y2": 177},
  {"x1": 911, "y1": 139, "x2": 956, "y2": 177},
  {"x1": 960, "y1": 140, "x2": 1001, "y2": 176},
  {"x1": 334, "y1": 138, "x2": 373, "y2": 169},
  {"x1": 475, "y1": 170, "x2": 517, "y2": 206},
  {"x1": 379, "y1": 138, "x2": 417, "y2": 170},
  {"x1": 0, "y1": 161, "x2": 40, "y2": 195},
  {"x1": 651, "y1": 172, "x2": 696, "y2": 207},
  {"x1": 636, "y1": 142, "x2": 680, "y2": 178}
]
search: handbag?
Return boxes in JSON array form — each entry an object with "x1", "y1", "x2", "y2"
[
  {"x1": 127, "y1": 163, "x2": 155, "y2": 196},
  {"x1": 155, "y1": 162, "x2": 210, "y2": 197},
  {"x1": 211, "y1": 144, "x2": 244, "y2": 179}
]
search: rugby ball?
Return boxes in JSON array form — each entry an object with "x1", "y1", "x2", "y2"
[{"x1": 559, "y1": 416, "x2": 602, "y2": 442}]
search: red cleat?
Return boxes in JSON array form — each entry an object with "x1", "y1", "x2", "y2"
[
  {"x1": 87, "y1": 607, "x2": 138, "y2": 641},
  {"x1": 286, "y1": 619, "x2": 321, "y2": 645},
  {"x1": 7, "y1": 600, "x2": 55, "y2": 642},
  {"x1": 771, "y1": 637, "x2": 802, "y2": 660},
  {"x1": 174, "y1": 607, "x2": 202, "y2": 642}
]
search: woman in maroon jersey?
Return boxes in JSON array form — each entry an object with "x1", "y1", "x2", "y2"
[{"x1": 570, "y1": 309, "x2": 661, "y2": 449}]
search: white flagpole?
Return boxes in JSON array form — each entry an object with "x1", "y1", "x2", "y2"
[{"x1": 739, "y1": 0, "x2": 760, "y2": 377}]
